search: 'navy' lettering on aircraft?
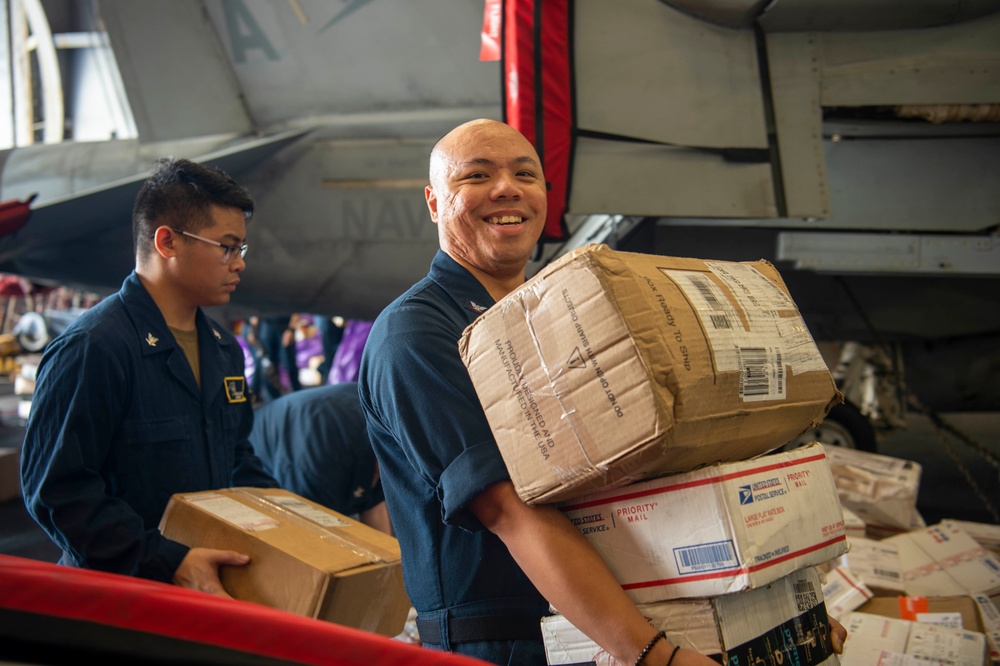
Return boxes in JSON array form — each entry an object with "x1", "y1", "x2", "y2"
[{"x1": 344, "y1": 199, "x2": 435, "y2": 240}]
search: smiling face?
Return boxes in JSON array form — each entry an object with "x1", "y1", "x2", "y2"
[{"x1": 426, "y1": 119, "x2": 547, "y2": 283}]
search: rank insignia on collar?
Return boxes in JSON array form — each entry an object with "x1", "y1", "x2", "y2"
[
  {"x1": 145, "y1": 333, "x2": 158, "y2": 347},
  {"x1": 212, "y1": 328, "x2": 221, "y2": 340},
  {"x1": 465, "y1": 300, "x2": 488, "y2": 314},
  {"x1": 224, "y1": 376, "x2": 247, "y2": 403}
]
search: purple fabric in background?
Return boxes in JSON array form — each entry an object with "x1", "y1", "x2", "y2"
[
  {"x1": 296, "y1": 333, "x2": 323, "y2": 369},
  {"x1": 329, "y1": 319, "x2": 373, "y2": 384},
  {"x1": 238, "y1": 335, "x2": 256, "y2": 385}
]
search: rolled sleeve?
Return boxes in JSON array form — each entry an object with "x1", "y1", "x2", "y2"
[{"x1": 438, "y1": 437, "x2": 511, "y2": 529}]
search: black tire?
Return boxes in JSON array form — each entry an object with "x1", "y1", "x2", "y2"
[{"x1": 786, "y1": 401, "x2": 879, "y2": 452}]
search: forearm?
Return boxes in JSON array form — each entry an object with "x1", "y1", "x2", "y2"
[{"x1": 472, "y1": 482, "x2": 670, "y2": 664}]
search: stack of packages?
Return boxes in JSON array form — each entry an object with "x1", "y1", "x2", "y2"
[
  {"x1": 459, "y1": 244, "x2": 849, "y2": 666},
  {"x1": 817, "y1": 445, "x2": 1000, "y2": 665}
]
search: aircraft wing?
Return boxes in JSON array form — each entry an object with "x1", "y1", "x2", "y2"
[{"x1": 0, "y1": 127, "x2": 312, "y2": 291}]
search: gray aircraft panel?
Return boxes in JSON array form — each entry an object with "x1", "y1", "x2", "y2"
[
  {"x1": 97, "y1": 0, "x2": 253, "y2": 142},
  {"x1": 816, "y1": 12, "x2": 1000, "y2": 106},
  {"x1": 201, "y1": 0, "x2": 501, "y2": 130},
  {"x1": 575, "y1": 0, "x2": 768, "y2": 150},
  {"x1": 569, "y1": 136, "x2": 777, "y2": 218}
]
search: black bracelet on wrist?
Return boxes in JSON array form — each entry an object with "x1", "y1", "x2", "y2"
[
  {"x1": 635, "y1": 630, "x2": 668, "y2": 666},
  {"x1": 667, "y1": 645, "x2": 682, "y2": 666}
]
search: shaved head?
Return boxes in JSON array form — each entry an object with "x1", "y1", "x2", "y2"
[{"x1": 424, "y1": 119, "x2": 548, "y2": 295}]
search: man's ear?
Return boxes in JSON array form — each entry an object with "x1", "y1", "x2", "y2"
[
  {"x1": 425, "y1": 185, "x2": 439, "y2": 225},
  {"x1": 152, "y1": 226, "x2": 178, "y2": 258}
]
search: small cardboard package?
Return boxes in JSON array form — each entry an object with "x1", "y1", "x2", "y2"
[
  {"x1": 459, "y1": 243, "x2": 840, "y2": 504},
  {"x1": 558, "y1": 443, "x2": 848, "y2": 604},
  {"x1": 821, "y1": 445, "x2": 922, "y2": 533},
  {"x1": 543, "y1": 567, "x2": 839, "y2": 666},
  {"x1": 0, "y1": 447, "x2": 20, "y2": 503},
  {"x1": 837, "y1": 536, "x2": 906, "y2": 596},
  {"x1": 971, "y1": 594, "x2": 1000, "y2": 665},
  {"x1": 885, "y1": 522, "x2": 1000, "y2": 602},
  {"x1": 822, "y1": 566, "x2": 874, "y2": 621},
  {"x1": 159, "y1": 487, "x2": 410, "y2": 636}
]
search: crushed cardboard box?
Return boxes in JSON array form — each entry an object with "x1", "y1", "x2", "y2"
[
  {"x1": 459, "y1": 243, "x2": 841, "y2": 504},
  {"x1": 558, "y1": 443, "x2": 848, "y2": 603},
  {"x1": 543, "y1": 567, "x2": 839, "y2": 666},
  {"x1": 821, "y1": 444, "x2": 923, "y2": 533},
  {"x1": 0, "y1": 447, "x2": 20, "y2": 503},
  {"x1": 159, "y1": 487, "x2": 410, "y2": 637}
]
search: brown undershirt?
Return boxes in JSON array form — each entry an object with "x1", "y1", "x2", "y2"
[{"x1": 169, "y1": 326, "x2": 200, "y2": 388}]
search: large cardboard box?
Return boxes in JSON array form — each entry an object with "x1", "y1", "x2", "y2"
[
  {"x1": 159, "y1": 487, "x2": 410, "y2": 636},
  {"x1": 459, "y1": 244, "x2": 841, "y2": 505},
  {"x1": 0, "y1": 447, "x2": 20, "y2": 503},
  {"x1": 543, "y1": 567, "x2": 839, "y2": 666},
  {"x1": 558, "y1": 443, "x2": 848, "y2": 603}
]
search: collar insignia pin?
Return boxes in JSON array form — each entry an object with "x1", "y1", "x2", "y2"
[
  {"x1": 212, "y1": 329, "x2": 221, "y2": 340},
  {"x1": 146, "y1": 333, "x2": 158, "y2": 347}
]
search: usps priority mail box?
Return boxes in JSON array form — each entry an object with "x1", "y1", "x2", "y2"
[{"x1": 558, "y1": 442, "x2": 848, "y2": 604}]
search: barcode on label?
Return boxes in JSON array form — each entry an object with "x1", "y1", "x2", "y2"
[
  {"x1": 873, "y1": 568, "x2": 901, "y2": 579},
  {"x1": 675, "y1": 541, "x2": 738, "y2": 574},
  {"x1": 710, "y1": 314, "x2": 731, "y2": 329},
  {"x1": 775, "y1": 350, "x2": 783, "y2": 394},
  {"x1": 738, "y1": 347, "x2": 769, "y2": 397},
  {"x1": 795, "y1": 591, "x2": 819, "y2": 613},
  {"x1": 687, "y1": 275, "x2": 723, "y2": 310}
]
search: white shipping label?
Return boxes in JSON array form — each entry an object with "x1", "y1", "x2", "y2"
[
  {"x1": 662, "y1": 265, "x2": 828, "y2": 403},
  {"x1": 270, "y1": 496, "x2": 351, "y2": 528},
  {"x1": 186, "y1": 493, "x2": 280, "y2": 532},
  {"x1": 705, "y1": 262, "x2": 828, "y2": 375}
]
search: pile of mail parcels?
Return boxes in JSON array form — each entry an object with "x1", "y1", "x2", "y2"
[
  {"x1": 460, "y1": 244, "x2": 996, "y2": 666},
  {"x1": 819, "y1": 444, "x2": 1000, "y2": 666}
]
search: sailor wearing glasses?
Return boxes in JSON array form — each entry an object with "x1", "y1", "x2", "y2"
[{"x1": 20, "y1": 158, "x2": 278, "y2": 598}]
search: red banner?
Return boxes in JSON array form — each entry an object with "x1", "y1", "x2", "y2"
[
  {"x1": 501, "y1": 0, "x2": 571, "y2": 241},
  {"x1": 480, "y1": 0, "x2": 502, "y2": 61}
]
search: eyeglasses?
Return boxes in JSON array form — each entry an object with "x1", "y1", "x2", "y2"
[{"x1": 171, "y1": 228, "x2": 248, "y2": 264}]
